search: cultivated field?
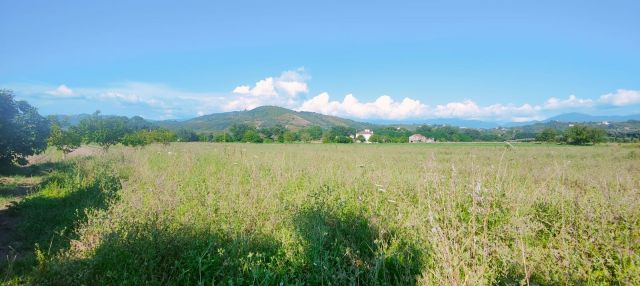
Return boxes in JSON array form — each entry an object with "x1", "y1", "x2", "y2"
[{"x1": 2, "y1": 143, "x2": 639, "y2": 285}]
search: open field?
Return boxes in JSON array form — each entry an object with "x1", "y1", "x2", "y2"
[{"x1": 1, "y1": 143, "x2": 639, "y2": 285}]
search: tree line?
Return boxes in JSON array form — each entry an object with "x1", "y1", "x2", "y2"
[
  {"x1": 48, "y1": 111, "x2": 177, "y2": 156},
  {"x1": 1, "y1": 90, "x2": 178, "y2": 168},
  {"x1": 535, "y1": 126, "x2": 607, "y2": 145}
]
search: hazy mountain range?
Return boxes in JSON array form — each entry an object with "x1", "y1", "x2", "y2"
[{"x1": 54, "y1": 106, "x2": 640, "y2": 132}]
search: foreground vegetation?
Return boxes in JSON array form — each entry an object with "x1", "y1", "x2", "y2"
[{"x1": 2, "y1": 143, "x2": 639, "y2": 285}]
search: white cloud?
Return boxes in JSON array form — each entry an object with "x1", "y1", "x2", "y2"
[
  {"x1": 544, "y1": 95, "x2": 594, "y2": 109},
  {"x1": 300, "y1": 93, "x2": 429, "y2": 120},
  {"x1": 6, "y1": 70, "x2": 638, "y2": 121},
  {"x1": 46, "y1": 84, "x2": 75, "y2": 97},
  {"x1": 16, "y1": 82, "x2": 227, "y2": 119},
  {"x1": 599, "y1": 89, "x2": 640, "y2": 106},
  {"x1": 227, "y1": 68, "x2": 309, "y2": 110},
  {"x1": 101, "y1": 91, "x2": 143, "y2": 103},
  {"x1": 300, "y1": 94, "x2": 542, "y2": 121},
  {"x1": 430, "y1": 100, "x2": 541, "y2": 121},
  {"x1": 232, "y1": 85, "x2": 251, "y2": 94}
]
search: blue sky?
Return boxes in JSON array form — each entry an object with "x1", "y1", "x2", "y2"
[{"x1": 1, "y1": 0, "x2": 639, "y2": 121}]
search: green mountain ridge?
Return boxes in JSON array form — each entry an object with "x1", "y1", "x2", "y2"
[{"x1": 157, "y1": 106, "x2": 373, "y2": 132}]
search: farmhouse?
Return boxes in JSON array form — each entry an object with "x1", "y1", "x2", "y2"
[
  {"x1": 409, "y1": 134, "x2": 435, "y2": 143},
  {"x1": 354, "y1": 129, "x2": 374, "y2": 142}
]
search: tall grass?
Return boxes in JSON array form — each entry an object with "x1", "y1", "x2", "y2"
[{"x1": 6, "y1": 143, "x2": 640, "y2": 285}]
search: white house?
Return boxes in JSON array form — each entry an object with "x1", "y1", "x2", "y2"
[{"x1": 354, "y1": 129, "x2": 374, "y2": 142}]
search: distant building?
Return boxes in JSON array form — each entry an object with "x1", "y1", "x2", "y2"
[
  {"x1": 409, "y1": 134, "x2": 434, "y2": 143},
  {"x1": 354, "y1": 129, "x2": 374, "y2": 142}
]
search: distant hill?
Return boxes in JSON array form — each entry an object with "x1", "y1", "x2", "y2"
[
  {"x1": 51, "y1": 108, "x2": 640, "y2": 134},
  {"x1": 369, "y1": 118, "x2": 502, "y2": 129},
  {"x1": 51, "y1": 114, "x2": 93, "y2": 126},
  {"x1": 157, "y1": 106, "x2": 373, "y2": 132},
  {"x1": 544, "y1": 112, "x2": 640, "y2": 123}
]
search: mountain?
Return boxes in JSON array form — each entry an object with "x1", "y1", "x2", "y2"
[
  {"x1": 51, "y1": 114, "x2": 93, "y2": 126},
  {"x1": 157, "y1": 106, "x2": 373, "y2": 132},
  {"x1": 544, "y1": 112, "x2": 640, "y2": 123}
]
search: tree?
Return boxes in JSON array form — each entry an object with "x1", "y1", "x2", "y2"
[
  {"x1": 299, "y1": 132, "x2": 313, "y2": 143},
  {"x1": 229, "y1": 124, "x2": 253, "y2": 142},
  {"x1": 77, "y1": 112, "x2": 128, "y2": 151},
  {"x1": 416, "y1": 125, "x2": 433, "y2": 136},
  {"x1": 214, "y1": 132, "x2": 232, "y2": 142},
  {"x1": 536, "y1": 128, "x2": 558, "y2": 142},
  {"x1": 264, "y1": 125, "x2": 286, "y2": 142},
  {"x1": 334, "y1": 135, "x2": 353, "y2": 143},
  {"x1": 587, "y1": 127, "x2": 607, "y2": 144},
  {"x1": 0, "y1": 89, "x2": 51, "y2": 166},
  {"x1": 122, "y1": 129, "x2": 177, "y2": 147},
  {"x1": 369, "y1": 134, "x2": 382, "y2": 143},
  {"x1": 47, "y1": 119, "x2": 81, "y2": 158},
  {"x1": 121, "y1": 132, "x2": 147, "y2": 148},
  {"x1": 283, "y1": 131, "x2": 297, "y2": 143},
  {"x1": 149, "y1": 129, "x2": 177, "y2": 145},
  {"x1": 242, "y1": 130, "x2": 263, "y2": 143},
  {"x1": 175, "y1": 129, "x2": 198, "y2": 142},
  {"x1": 323, "y1": 126, "x2": 355, "y2": 143},
  {"x1": 304, "y1": 126, "x2": 323, "y2": 140},
  {"x1": 564, "y1": 125, "x2": 607, "y2": 145},
  {"x1": 356, "y1": 135, "x2": 366, "y2": 143}
]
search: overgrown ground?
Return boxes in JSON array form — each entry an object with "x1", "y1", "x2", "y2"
[{"x1": 1, "y1": 143, "x2": 639, "y2": 285}]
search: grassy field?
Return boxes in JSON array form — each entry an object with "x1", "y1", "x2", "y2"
[{"x1": 1, "y1": 143, "x2": 639, "y2": 285}]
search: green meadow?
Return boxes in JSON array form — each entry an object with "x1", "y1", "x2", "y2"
[{"x1": 2, "y1": 143, "x2": 639, "y2": 285}]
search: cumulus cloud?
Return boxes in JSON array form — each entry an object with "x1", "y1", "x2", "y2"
[
  {"x1": 301, "y1": 93, "x2": 428, "y2": 120},
  {"x1": 544, "y1": 95, "x2": 594, "y2": 109},
  {"x1": 46, "y1": 84, "x2": 76, "y2": 97},
  {"x1": 300, "y1": 94, "x2": 542, "y2": 121},
  {"x1": 226, "y1": 68, "x2": 309, "y2": 110},
  {"x1": 599, "y1": 89, "x2": 640, "y2": 106}
]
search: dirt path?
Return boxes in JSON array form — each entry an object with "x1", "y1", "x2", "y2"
[
  {"x1": 0, "y1": 177, "x2": 40, "y2": 260},
  {"x1": 0, "y1": 146, "x2": 99, "y2": 261}
]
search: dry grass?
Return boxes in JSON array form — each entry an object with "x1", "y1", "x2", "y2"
[{"x1": 4, "y1": 143, "x2": 640, "y2": 285}]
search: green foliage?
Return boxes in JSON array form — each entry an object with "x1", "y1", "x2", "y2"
[
  {"x1": 73, "y1": 111, "x2": 176, "y2": 149},
  {"x1": 213, "y1": 123, "x2": 325, "y2": 144},
  {"x1": 282, "y1": 131, "x2": 297, "y2": 143},
  {"x1": 229, "y1": 123, "x2": 253, "y2": 142},
  {"x1": 47, "y1": 119, "x2": 81, "y2": 156},
  {"x1": 302, "y1": 125, "x2": 323, "y2": 140},
  {"x1": 76, "y1": 111, "x2": 129, "y2": 150},
  {"x1": 122, "y1": 129, "x2": 177, "y2": 147},
  {"x1": 323, "y1": 126, "x2": 355, "y2": 143},
  {"x1": 0, "y1": 89, "x2": 50, "y2": 167},
  {"x1": 175, "y1": 129, "x2": 198, "y2": 142},
  {"x1": 536, "y1": 128, "x2": 558, "y2": 142},
  {"x1": 242, "y1": 129, "x2": 263, "y2": 143},
  {"x1": 369, "y1": 134, "x2": 384, "y2": 143},
  {"x1": 371, "y1": 127, "x2": 411, "y2": 143},
  {"x1": 121, "y1": 132, "x2": 146, "y2": 147},
  {"x1": 564, "y1": 125, "x2": 607, "y2": 145},
  {"x1": 214, "y1": 132, "x2": 232, "y2": 142}
]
